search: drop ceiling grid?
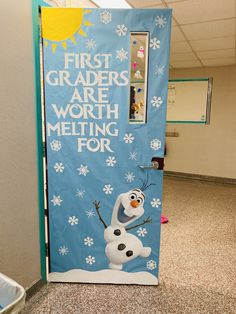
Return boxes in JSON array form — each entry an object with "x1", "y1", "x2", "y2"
[{"x1": 130, "y1": 0, "x2": 236, "y2": 68}]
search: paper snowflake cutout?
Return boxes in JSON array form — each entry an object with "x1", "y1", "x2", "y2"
[
  {"x1": 150, "y1": 37, "x2": 160, "y2": 50},
  {"x1": 116, "y1": 24, "x2": 127, "y2": 36},
  {"x1": 155, "y1": 15, "x2": 167, "y2": 28},
  {"x1": 86, "y1": 209, "x2": 96, "y2": 218},
  {"x1": 123, "y1": 133, "x2": 134, "y2": 144},
  {"x1": 68, "y1": 216, "x2": 79, "y2": 226},
  {"x1": 147, "y1": 259, "x2": 157, "y2": 270},
  {"x1": 51, "y1": 195, "x2": 63, "y2": 206},
  {"x1": 86, "y1": 38, "x2": 96, "y2": 50},
  {"x1": 84, "y1": 237, "x2": 94, "y2": 247},
  {"x1": 129, "y1": 151, "x2": 137, "y2": 160},
  {"x1": 155, "y1": 65, "x2": 165, "y2": 76},
  {"x1": 125, "y1": 172, "x2": 135, "y2": 183},
  {"x1": 50, "y1": 140, "x2": 62, "y2": 151},
  {"x1": 54, "y1": 162, "x2": 64, "y2": 173},
  {"x1": 116, "y1": 48, "x2": 128, "y2": 62},
  {"x1": 86, "y1": 255, "x2": 96, "y2": 265},
  {"x1": 151, "y1": 96, "x2": 163, "y2": 109},
  {"x1": 150, "y1": 139, "x2": 161, "y2": 151},
  {"x1": 58, "y1": 246, "x2": 69, "y2": 256},
  {"x1": 77, "y1": 165, "x2": 89, "y2": 176},
  {"x1": 76, "y1": 189, "x2": 85, "y2": 199},
  {"x1": 151, "y1": 198, "x2": 161, "y2": 208},
  {"x1": 106, "y1": 156, "x2": 117, "y2": 167},
  {"x1": 137, "y1": 227, "x2": 147, "y2": 237},
  {"x1": 103, "y1": 184, "x2": 114, "y2": 195},
  {"x1": 100, "y1": 10, "x2": 112, "y2": 24}
]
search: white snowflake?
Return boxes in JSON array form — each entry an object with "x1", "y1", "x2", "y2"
[
  {"x1": 150, "y1": 37, "x2": 160, "y2": 50},
  {"x1": 155, "y1": 65, "x2": 165, "y2": 76},
  {"x1": 103, "y1": 184, "x2": 114, "y2": 195},
  {"x1": 86, "y1": 38, "x2": 96, "y2": 50},
  {"x1": 150, "y1": 139, "x2": 161, "y2": 151},
  {"x1": 50, "y1": 140, "x2": 62, "y2": 151},
  {"x1": 147, "y1": 259, "x2": 157, "y2": 270},
  {"x1": 77, "y1": 164, "x2": 89, "y2": 176},
  {"x1": 86, "y1": 255, "x2": 96, "y2": 265},
  {"x1": 54, "y1": 162, "x2": 64, "y2": 173},
  {"x1": 58, "y1": 246, "x2": 69, "y2": 256},
  {"x1": 51, "y1": 195, "x2": 63, "y2": 206},
  {"x1": 86, "y1": 209, "x2": 96, "y2": 218},
  {"x1": 151, "y1": 96, "x2": 163, "y2": 109},
  {"x1": 106, "y1": 156, "x2": 117, "y2": 167},
  {"x1": 123, "y1": 133, "x2": 134, "y2": 144},
  {"x1": 125, "y1": 172, "x2": 135, "y2": 183},
  {"x1": 116, "y1": 24, "x2": 127, "y2": 36},
  {"x1": 137, "y1": 227, "x2": 147, "y2": 237},
  {"x1": 84, "y1": 237, "x2": 94, "y2": 247},
  {"x1": 129, "y1": 151, "x2": 137, "y2": 160},
  {"x1": 100, "y1": 10, "x2": 112, "y2": 24},
  {"x1": 68, "y1": 216, "x2": 79, "y2": 226},
  {"x1": 76, "y1": 189, "x2": 85, "y2": 198},
  {"x1": 151, "y1": 198, "x2": 161, "y2": 208},
  {"x1": 155, "y1": 15, "x2": 167, "y2": 28},
  {"x1": 116, "y1": 48, "x2": 128, "y2": 62}
]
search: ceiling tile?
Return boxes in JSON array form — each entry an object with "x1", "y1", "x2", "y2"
[
  {"x1": 170, "y1": 52, "x2": 197, "y2": 62},
  {"x1": 169, "y1": 0, "x2": 236, "y2": 25},
  {"x1": 190, "y1": 37, "x2": 235, "y2": 51},
  {"x1": 128, "y1": 0, "x2": 163, "y2": 7},
  {"x1": 197, "y1": 49, "x2": 235, "y2": 59},
  {"x1": 171, "y1": 60, "x2": 202, "y2": 68},
  {"x1": 171, "y1": 41, "x2": 192, "y2": 53},
  {"x1": 181, "y1": 19, "x2": 236, "y2": 40},
  {"x1": 171, "y1": 26, "x2": 186, "y2": 42},
  {"x1": 201, "y1": 58, "x2": 236, "y2": 66}
]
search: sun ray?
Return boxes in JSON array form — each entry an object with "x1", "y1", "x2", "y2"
[
  {"x1": 83, "y1": 20, "x2": 93, "y2": 27},
  {"x1": 44, "y1": 40, "x2": 49, "y2": 47},
  {"x1": 78, "y1": 28, "x2": 87, "y2": 37},
  {"x1": 70, "y1": 36, "x2": 77, "y2": 44},
  {"x1": 84, "y1": 10, "x2": 92, "y2": 14},
  {"x1": 62, "y1": 41, "x2": 67, "y2": 50},
  {"x1": 52, "y1": 43, "x2": 57, "y2": 53}
]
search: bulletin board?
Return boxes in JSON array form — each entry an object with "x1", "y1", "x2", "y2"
[{"x1": 166, "y1": 78, "x2": 213, "y2": 124}]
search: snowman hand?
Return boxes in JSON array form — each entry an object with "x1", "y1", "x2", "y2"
[
  {"x1": 93, "y1": 200, "x2": 107, "y2": 229},
  {"x1": 126, "y1": 216, "x2": 152, "y2": 231}
]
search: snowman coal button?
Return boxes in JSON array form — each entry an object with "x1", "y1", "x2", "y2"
[
  {"x1": 114, "y1": 229, "x2": 121, "y2": 236},
  {"x1": 126, "y1": 250, "x2": 133, "y2": 257},
  {"x1": 118, "y1": 243, "x2": 126, "y2": 251}
]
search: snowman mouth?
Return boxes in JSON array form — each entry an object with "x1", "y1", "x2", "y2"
[{"x1": 117, "y1": 203, "x2": 135, "y2": 223}]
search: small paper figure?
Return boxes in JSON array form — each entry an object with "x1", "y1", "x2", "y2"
[
  {"x1": 132, "y1": 61, "x2": 137, "y2": 70},
  {"x1": 134, "y1": 70, "x2": 143, "y2": 79},
  {"x1": 137, "y1": 46, "x2": 144, "y2": 59}
]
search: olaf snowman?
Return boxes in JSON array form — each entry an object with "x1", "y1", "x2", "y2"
[{"x1": 94, "y1": 186, "x2": 152, "y2": 271}]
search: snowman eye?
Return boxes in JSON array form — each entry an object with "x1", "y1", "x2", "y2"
[
  {"x1": 137, "y1": 197, "x2": 143, "y2": 205},
  {"x1": 129, "y1": 193, "x2": 137, "y2": 200}
]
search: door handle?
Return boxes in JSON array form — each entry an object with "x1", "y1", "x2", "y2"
[{"x1": 138, "y1": 157, "x2": 164, "y2": 170}]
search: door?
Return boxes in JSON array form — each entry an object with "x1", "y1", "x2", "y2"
[{"x1": 41, "y1": 8, "x2": 171, "y2": 285}]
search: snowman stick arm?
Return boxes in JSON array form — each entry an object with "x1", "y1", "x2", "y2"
[
  {"x1": 93, "y1": 200, "x2": 107, "y2": 229},
  {"x1": 126, "y1": 216, "x2": 152, "y2": 231}
]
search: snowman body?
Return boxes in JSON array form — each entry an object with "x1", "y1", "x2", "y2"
[{"x1": 104, "y1": 189, "x2": 151, "y2": 270}]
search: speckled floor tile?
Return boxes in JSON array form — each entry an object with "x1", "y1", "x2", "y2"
[{"x1": 23, "y1": 178, "x2": 236, "y2": 314}]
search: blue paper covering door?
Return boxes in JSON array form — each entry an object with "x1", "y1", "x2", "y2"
[{"x1": 42, "y1": 8, "x2": 171, "y2": 285}]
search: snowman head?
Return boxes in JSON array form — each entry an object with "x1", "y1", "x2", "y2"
[{"x1": 111, "y1": 189, "x2": 145, "y2": 227}]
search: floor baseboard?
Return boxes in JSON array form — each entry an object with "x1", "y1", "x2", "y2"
[
  {"x1": 26, "y1": 279, "x2": 45, "y2": 300},
  {"x1": 164, "y1": 171, "x2": 236, "y2": 185}
]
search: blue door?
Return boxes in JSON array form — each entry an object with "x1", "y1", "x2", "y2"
[{"x1": 42, "y1": 8, "x2": 171, "y2": 285}]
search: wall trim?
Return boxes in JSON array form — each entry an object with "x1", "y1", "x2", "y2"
[
  {"x1": 164, "y1": 171, "x2": 236, "y2": 185},
  {"x1": 26, "y1": 279, "x2": 45, "y2": 300}
]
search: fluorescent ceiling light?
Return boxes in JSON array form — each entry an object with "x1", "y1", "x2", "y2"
[{"x1": 92, "y1": 0, "x2": 132, "y2": 8}]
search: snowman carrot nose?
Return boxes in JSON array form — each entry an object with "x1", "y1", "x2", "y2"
[{"x1": 130, "y1": 200, "x2": 139, "y2": 208}]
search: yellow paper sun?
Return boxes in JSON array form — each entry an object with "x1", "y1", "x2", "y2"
[{"x1": 42, "y1": 8, "x2": 93, "y2": 53}]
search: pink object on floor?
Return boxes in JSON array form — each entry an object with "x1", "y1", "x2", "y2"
[{"x1": 161, "y1": 215, "x2": 169, "y2": 224}]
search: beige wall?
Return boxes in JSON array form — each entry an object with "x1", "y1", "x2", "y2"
[
  {"x1": 0, "y1": 0, "x2": 41, "y2": 288},
  {"x1": 166, "y1": 65, "x2": 236, "y2": 179}
]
